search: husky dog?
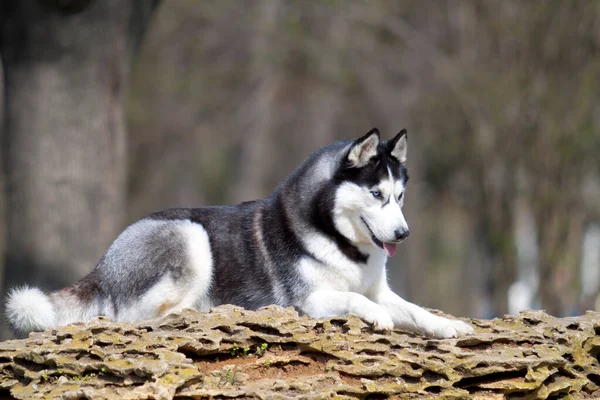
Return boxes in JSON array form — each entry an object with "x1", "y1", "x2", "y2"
[{"x1": 6, "y1": 128, "x2": 473, "y2": 338}]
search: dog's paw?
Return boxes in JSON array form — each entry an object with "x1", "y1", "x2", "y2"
[
  {"x1": 451, "y1": 320, "x2": 475, "y2": 336},
  {"x1": 362, "y1": 309, "x2": 394, "y2": 332},
  {"x1": 427, "y1": 318, "x2": 474, "y2": 339}
]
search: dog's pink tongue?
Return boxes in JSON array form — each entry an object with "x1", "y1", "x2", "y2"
[{"x1": 383, "y1": 242, "x2": 397, "y2": 257}]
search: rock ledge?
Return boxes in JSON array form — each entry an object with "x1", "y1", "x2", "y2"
[{"x1": 1, "y1": 305, "x2": 599, "y2": 399}]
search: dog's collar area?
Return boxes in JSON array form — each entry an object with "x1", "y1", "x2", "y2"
[{"x1": 360, "y1": 217, "x2": 383, "y2": 249}]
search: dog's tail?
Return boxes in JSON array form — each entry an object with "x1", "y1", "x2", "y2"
[
  {"x1": 5, "y1": 275, "x2": 102, "y2": 337},
  {"x1": 5, "y1": 286, "x2": 56, "y2": 336}
]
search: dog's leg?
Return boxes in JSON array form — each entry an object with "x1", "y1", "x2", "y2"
[
  {"x1": 300, "y1": 290, "x2": 394, "y2": 331},
  {"x1": 371, "y1": 284, "x2": 474, "y2": 338}
]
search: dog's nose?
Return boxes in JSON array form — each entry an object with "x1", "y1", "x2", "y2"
[{"x1": 394, "y1": 229, "x2": 409, "y2": 241}]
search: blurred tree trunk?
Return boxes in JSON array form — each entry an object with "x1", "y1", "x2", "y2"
[
  {"x1": 230, "y1": 0, "x2": 283, "y2": 203},
  {"x1": 535, "y1": 200, "x2": 584, "y2": 316},
  {"x1": 0, "y1": 0, "x2": 159, "y2": 330},
  {"x1": 305, "y1": 6, "x2": 350, "y2": 150},
  {"x1": 0, "y1": 59, "x2": 4, "y2": 302}
]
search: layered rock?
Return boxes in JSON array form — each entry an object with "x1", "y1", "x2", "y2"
[{"x1": 1, "y1": 305, "x2": 599, "y2": 399}]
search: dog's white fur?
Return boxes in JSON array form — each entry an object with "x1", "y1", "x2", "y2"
[{"x1": 5, "y1": 286, "x2": 55, "y2": 333}]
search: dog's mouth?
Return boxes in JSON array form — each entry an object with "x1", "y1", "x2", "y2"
[{"x1": 360, "y1": 217, "x2": 398, "y2": 258}]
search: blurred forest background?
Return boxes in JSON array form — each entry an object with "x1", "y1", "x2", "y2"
[{"x1": 1, "y1": 0, "x2": 600, "y2": 339}]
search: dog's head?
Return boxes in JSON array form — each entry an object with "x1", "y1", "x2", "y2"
[{"x1": 333, "y1": 128, "x2": 409, "y2": 257}]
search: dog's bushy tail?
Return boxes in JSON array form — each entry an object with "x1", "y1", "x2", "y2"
[
  {"x1": 5, "y1": 275, "x2": 102, "y2": 337},
  {"x1": 5, "y1": 285, "x2": 57, "y2": 336}
]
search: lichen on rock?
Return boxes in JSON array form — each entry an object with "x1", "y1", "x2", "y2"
[{"x1": 1, "y1": 305, "x2": 599, "y2": 399}]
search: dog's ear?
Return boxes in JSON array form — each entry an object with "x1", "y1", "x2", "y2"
[
  {"x1": 387, "y1": 129, "x2": 407, "y2": 163},
  {"x1": 346, "y1": 128, "x2": 380, "y2": 167}
]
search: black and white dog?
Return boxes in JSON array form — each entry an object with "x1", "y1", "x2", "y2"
[{"x1": 6, "y1": 129, "x2": 473, "y2": 338}]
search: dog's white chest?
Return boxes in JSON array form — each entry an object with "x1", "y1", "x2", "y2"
[{"x1": 297, "y1": 243, "x2": 387, "y2": 294}]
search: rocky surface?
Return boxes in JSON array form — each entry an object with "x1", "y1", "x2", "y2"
[{"x1": 0, "y1": 305, "x2": 599, "y2": 399}]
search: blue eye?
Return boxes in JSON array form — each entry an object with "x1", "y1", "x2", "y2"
[{"x1": 370, "y1": 190, "x2": 383, "y2": 200}]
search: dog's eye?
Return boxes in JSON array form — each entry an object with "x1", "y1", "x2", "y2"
[
  {"x1": 370, "y1": 190, "x2": 383, "y2": 200},
  {"x1": 398, "y1": 192, "x2": 404, "y2": 201}
]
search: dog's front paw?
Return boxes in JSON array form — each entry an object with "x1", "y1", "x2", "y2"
[
  {"x1": 372, "y1": 313, "x2": 395, "y2": 332},
  {"x1": 428, "y1": 318, "x2": 474, "y2": 339},
  {"x1": 362, "y1": 309, "x2": 394, "y2": 332}
]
